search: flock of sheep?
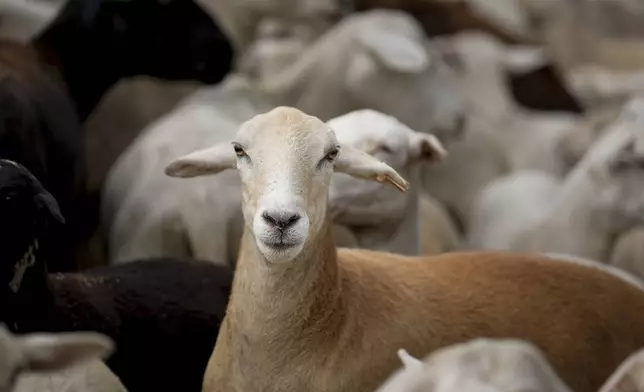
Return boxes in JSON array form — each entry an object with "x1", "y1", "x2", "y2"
[{"x1": 5, "y1": 0, "x2": 644, "y2": 391}]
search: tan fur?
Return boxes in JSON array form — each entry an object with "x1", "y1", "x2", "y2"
[
  {"x1": 185, "y1": 106, "x2": 644, "y2": 392},
  {"x1": 204, "y1": 228, "x2": 644, "y2": 392}
]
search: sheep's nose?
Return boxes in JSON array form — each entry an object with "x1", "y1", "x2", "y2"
[{"x1": 262, "y1": 210, "x2": 301, "y2": 230}]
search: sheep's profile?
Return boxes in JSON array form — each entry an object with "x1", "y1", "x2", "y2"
[
  {"x1": 0, "y1": 324, "x2": 126, "y2": 392},
  {"x1": 166, "y1": 106, "x2": 644, "y2": 392}
]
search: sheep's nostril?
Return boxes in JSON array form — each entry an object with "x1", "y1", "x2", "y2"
[{"x1": 262, "y1": 210, "x2": 301, "y2": 230}]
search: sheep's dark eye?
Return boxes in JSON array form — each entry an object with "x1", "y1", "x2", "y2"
[
  {"x1": 377, "y1": 145, "x2": 393, "y2": 154},
  {"x1": 325, "y1": 149, "x2": 339, "y2": 162},
  {"x1": 233, "y1": 145, "x2": 246, "y2": 157}
]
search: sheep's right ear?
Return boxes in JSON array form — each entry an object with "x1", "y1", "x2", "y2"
[
  {"x1": 17, "y1": 332, "x2": 114, "y2": 372},
  {"x1": 334, "y1": 143, "x2": 410, "y2": 192},
  {"x1": 397, "y1": 349, "x2": 423, "y2": 369},
  {"x1": 359, "y1": 30, "x2": 430, "y2": 74},
  {"x1": 165, "y1": 143, "x2": 237, "y2": 178}
]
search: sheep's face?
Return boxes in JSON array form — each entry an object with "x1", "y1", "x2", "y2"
[
  {"x1": 343, "y1": 11, "x2": 466, "y2": 136},
  {"x1": 583, "y1": 97, "x2": 644, "y2": 230},
  {"x1": 165, "y1": 107, "x2": 409, "y2": 264},
  {"x1": 0, "y1": 160, "x2": 64, "y2": 294},
  {"x1": 328, "y1": 110, "x2": 446, "y2": 227}
]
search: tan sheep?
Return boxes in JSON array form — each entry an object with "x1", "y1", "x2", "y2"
[{"x1": 166, "y1": 106, "x2": 644, "y2": 392}]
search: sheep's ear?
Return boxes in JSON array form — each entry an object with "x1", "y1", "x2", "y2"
[
  {"x1": 397, "y1": 349, "x2": 423, "y2": 369},
  {"x1": 408, "y1": 132, "x2": 448, "y2": 163},
  {"x1": 334, "y1": 143, "x2": 409, "y2": 192},
  {"x1": 165, "y1": 143, "x2": 237, "y2": 178},
  {"x1": 502, "y1": 45, "x2": 548, "y2": 74},
  {"x1": 359, "y1": 30, "x2": 430, "y2": 74},
  {"x1": 17, "y1": 332, "x2": 114, "y2": 372}
]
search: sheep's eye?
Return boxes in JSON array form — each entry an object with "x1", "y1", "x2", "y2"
[
  {"x1": 325, "y1": 149, "x2": 339, "y2": 162},
  {"x1": 377, "y1": 145, "x2": 393, "y2": 154},
  {"x1": 233, "y1": 145, "x2": 246, "y2": 157}
]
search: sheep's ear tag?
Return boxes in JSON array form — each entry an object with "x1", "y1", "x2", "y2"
[{"x1": 375, "y1": 174, "x2": 409, "y2": 193}]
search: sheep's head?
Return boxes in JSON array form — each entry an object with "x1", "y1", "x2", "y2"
[
  {"x1": 327, "y1": 110, "x2": 447, "y2": 228},
  {"x1": 338, "y1": 10, "x2": 466, "y2": 137},
  {"x1": 0, "y1": 324, "x2": 114, "y2": 392},
  {"x1": 165, "y1": 106, "x2": 408, "y2": 264},
  {"x1": 578, "y1": 96, "x2": 644, "y2": 230},
  {"x1": 375, "y1": 339, "x2": 571, "y2": 392},
  {"x1": 0, "y1": 160, "x2": 64, "y2": 296}
]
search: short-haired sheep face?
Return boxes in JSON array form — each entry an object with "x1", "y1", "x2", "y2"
[
  {"x1": 0, "y1": 324, "x2": 114, "y2": 392},
  {"x1": 377, "y1": 339, "x2": 573, "y2": 392},
  {"x1": 166, "y1": 106, "x2": 409, "y2": 264}
]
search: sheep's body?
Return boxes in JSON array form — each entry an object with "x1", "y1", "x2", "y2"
[
  {"x1": 163, "y1": 106, "x2": 644, "y2": 392},
  {"x1": 467, "y1": 170, "x2": 560, "y2": 250},
  {"x1": 418, "y1": 192, "x2": 460, "y2": 255},
  {"x1": 468, "y1": 96, "x2": 644, "y2": 261},
  {"x1": 206, "y1": 247, "x2": 644, "y2": 392},
  {"x1": 375, "y1": 338, "x2": 572, "y2": 392},
  {"x1": 0, "y1": 0, "x2": 65, "y2": 42},
  {"x1": 103, "y1": 10, "x2": 464, "y2": 264},
  {"x1": 609, "y1": 227, "x2": 644, "y2": 281}
]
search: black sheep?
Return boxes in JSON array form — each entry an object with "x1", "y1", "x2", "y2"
[
  {"x1": 0, "y1": 0, "x2": 236, "y2": 268},
  {"x1": 33, "y1": 0, "x2": 236, "y2": 120},
  {"x1": 0, "y1": 159, "x2": 233, "y2": 392}
]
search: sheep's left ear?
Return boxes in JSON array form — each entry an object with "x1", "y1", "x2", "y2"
[
  {"x1": 408, "y1": 132, "x2": 448, "y2": 163},
  {"x1": 397, "y1": 349, "x2": 423, "y2": 370},
  {"x1": 165, "y1": 143, "x2": 237, "y2": 178},
  {"x1": 334, "y1": 144, "x2": 409, "y2": 192},
  {"x1": 359, "y1": 29, "x2": 431, "y2": 74},
  {"x1": 502, "y1": 45, "x2": 548, "y2": 74}
]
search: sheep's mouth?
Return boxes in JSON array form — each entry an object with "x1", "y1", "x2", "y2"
[{"x1": 262, "y1": 240, "x2": 299, "y2": 251}]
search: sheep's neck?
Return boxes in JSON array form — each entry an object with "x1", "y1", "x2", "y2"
[{"x1": 230, "y1": 219, "x2": 344, "y2": 347}]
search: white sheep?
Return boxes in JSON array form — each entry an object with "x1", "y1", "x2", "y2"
[
  {"x1": 327, "y1": 109, "x2": 447, "y2": 256},
  {"x1": 102, "y1": 10, "x2": 464, "y2": 265},
  {"x1": 599, "y1": 345, "x2": 644, "y2": 392},
  {"x1": 420, "y1": 31, "x2": 578, "y2": 228},
  {"x1": 166, "y1": 105, "x2": 644, "y2": 392},
  {"x1": 467, "y1": 95, "x2": 644, "y2": 261},
  {"x1": 0, "y1": 324, "x2": 126, "y2": 392},
  {"x1": 375, "y1": 338, "x2": 572, "y2": 392}
]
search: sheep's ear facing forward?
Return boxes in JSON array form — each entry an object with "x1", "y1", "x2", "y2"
[
  {"x1": 334, "y1": 143, "x2": 410, "y2": 192},
  {"x1": 165, "y1": 143, "x2": 237, "y2": 178}
]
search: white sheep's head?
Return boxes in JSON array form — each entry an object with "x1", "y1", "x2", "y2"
[
  {"x1": 375, "y1": 339, "x2": 572, "y2": 392},
  {"x1": 334, "y1": 10, "x2": 467, "y2": 136},
  {"x1": 327, "y1": 110, "x2": 447, "y2": 227},
  {"x1": 576, "y1": 95, "x2": 644, "y2": 231},
  {"x1": 165, "y1": 106, "x2": 408, "y2": 264},
  {"x1": 0, "y1": 324, "x2": 114, "y2": 392}
]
